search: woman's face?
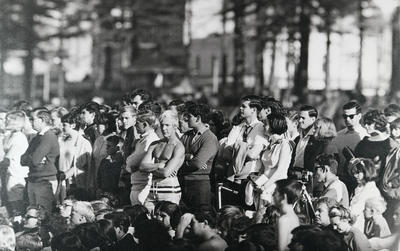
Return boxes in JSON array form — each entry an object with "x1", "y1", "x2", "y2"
[
  {"x1": 80, "y1": 109, "x2": 95, "y2": 125},
  {"x1": 59, "y1": 200, "x2": 73, "y2": 218},
  {"x1": 365, "y1": 123, "x2": 376, "y2": 134},
  {"x1": 353, "y1": 171, "x2": 365, "y2": 185},
  {"x1": 161, "y1": 118, "x2": 177, "y2": 138},
  {"x1": 330, "y1": 216, "x2": 349, "y2": 234},
  {"x1": 51, "y1": 112, "x2": 62, "y2": 129}
]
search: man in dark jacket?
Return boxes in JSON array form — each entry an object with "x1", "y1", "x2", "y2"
[{"x1": 21, "y1": 108, "x2": 60, "y2": 212}]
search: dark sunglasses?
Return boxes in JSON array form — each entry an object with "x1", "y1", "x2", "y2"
[
  {"x1": 342, "y1": 114, "x2": 357, "y2": 119},
  {"x1": 25, "y1": 215, "x2": 37, "y2": 220}
]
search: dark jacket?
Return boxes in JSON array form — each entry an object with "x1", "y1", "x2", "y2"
[{"x1": 21, "y1": 129, "x2": 60, "y2": 181}]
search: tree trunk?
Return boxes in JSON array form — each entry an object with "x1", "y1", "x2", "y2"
[
  {"x1": 325, "y1": 14, "x2": 332, "y2": 95},
  {"x1": 391, "y1": 6, "x2": 400, "y2": 98},
  {"x1": 355, "y1": 0, "x2": 364, "y2": 94},
  {"x1": 233, "y1": 0, "x2": 245, "y2": 97},
  {"x1": 220, "y1": 0, "x2": 227, "y2": 99},
  {"x1": 23, "y1": 0, "x2": 35, "y2": 101},
  {"x1": 294, "y1": 0, "x2": 311, "y2": 103},
  {"x1": 267, "y1": 38, "x2": 277, "y2": 91},
  {"x1": 0, "y1": 41, "x2": 5, "y2": 100},
  {"x1": 254, "y1": 0, "x2": 265, "y2": 95}
]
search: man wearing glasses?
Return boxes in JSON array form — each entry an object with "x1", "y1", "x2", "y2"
[{"x1": 335, "y1": 101, "x2": 368, "y2": 193}]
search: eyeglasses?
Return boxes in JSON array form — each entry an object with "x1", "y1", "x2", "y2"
[
  {"x1": 25, "y1": 215, "x2": 37, "y2": 220},
  {"x1": 342, "y1": 114, "x2": 357, "y2": 119}
]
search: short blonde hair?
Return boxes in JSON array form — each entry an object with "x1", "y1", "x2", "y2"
[
  {"x1": 0, "y1": 225, "x2": 15, "y2": 251},
  {"x1": 365, "y1": 197, "x2": 387, "y2": 215},
  {"x1": 6, "y1": 110, "x2": 26, "y2": 131},
  {"x1": 72, "y1": 201, "x2": 95, "y2": 223},
  {"x1": 160, "y1": 110, "x2": 179, "y2": 127},
  {"x1": 314, "y1": 117, "x2": 337, "y2": 139}
]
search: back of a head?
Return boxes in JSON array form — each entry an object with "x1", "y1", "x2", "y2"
[
  {"x1": 72, "y1": 222, "x2": 107, "y2": 250},
  {"x1": 289, "y1": 225, "x2": 345, "y2": 251},
  {"x1": 109, "y1": 211, "x2": 130, "y2": 234},
  {"x1": 16, "y1": 233, "x2": 43, "y2": 251},
  {"x1": 135, "y1": 219, "x2": 171, "y2": 250},
  {"x1": 0, "y1": 225, "x2": 15, "y2": 251},
  {"x1": 226, "y1": 240, "x2": 265, "y2": 251},
  {"x1": 315, "y1": 153, "x2": 338, "y2": 175},
  {"x1": 123, "y1": 205, "x2": 149, "y2": 227},
  {"x1": 275, "y1": 179, "x2": 302, "y2": 205},
  {"x1": 245, "y1": 224, "x2": 277, "y2": 251},
  {"x1": 167, "y1": 238, "x2": 196, "y2": 251},
  {"x1": 51, "y1": 232, "x2": 86, "y2": 251}
]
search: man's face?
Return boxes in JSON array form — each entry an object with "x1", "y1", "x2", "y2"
[
  {"x1": 135, "y1": 121, "x2": 146, "y2": 135},
  {"x1": 179, "y1": 115, "x2": 190, "y2": 133},
  {"x1": 314, "y1": 167, "x2": 327, "y2": 183},
  {"x1": 190, "y1": 218, "x2": 204, "y2": 236},
  {"x1": 62, "y1": 122, "x2": 74, "y2": 135},
  {"x1": 343, "y1": 108, "x2": 361, "y2": 129},
  {"x1": 187, "y1": 114, "x2": 197, "y2": 129},
  {"x1": 23, "y1": 209, "x2": 39, "y2": 229},
  {"x1": 132, "y1": 95, "x2": 143, "y2": 108},
  {"x1": 299, "y1": 111, "x2": 315, "y2": 130},
  {"x1": 240, "y1": 101, "x2": 254, "y2": 119},
  {"x1": 121, "y1": 111, "x2": 136, "y2": 129},
  {"x1": 32, "y1": 114, "x2": 44, "y2": 132},
  {"x1": 315, "y1": 203, "x2": 330, "y2": 226},
  {"x1": 161, "y1": 118, "x2": 176, "y2": 138}
]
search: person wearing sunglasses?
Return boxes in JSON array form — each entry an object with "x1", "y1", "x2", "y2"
[{"x1": 335, "y1": 101, "x2": 368, "y2": 194}]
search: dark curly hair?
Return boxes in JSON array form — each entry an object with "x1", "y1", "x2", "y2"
[{"x1": 363, "y1": 109, "x2": 388, "y2": 133}]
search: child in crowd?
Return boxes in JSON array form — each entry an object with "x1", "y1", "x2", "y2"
[
  {"x1": 363, "y1": 197, "x2": 391, "y2": 239},
  {"x1": 97, "y1": 135, "x2": 123, "y2": 196}
]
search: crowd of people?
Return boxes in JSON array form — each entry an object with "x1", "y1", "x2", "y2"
[{"x1": 0, "y1": 89, "x2": 399, "y2": 251}]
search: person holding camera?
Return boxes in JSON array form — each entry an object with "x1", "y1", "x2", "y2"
[{"x1": 314, "y1": 153, "x2": 349, "y2": 207}]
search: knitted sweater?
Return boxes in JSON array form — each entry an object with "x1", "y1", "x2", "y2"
[
  {"x1": 180, "y1": 129, "x2": 219, "y2": 180},
  {"x1": 21, "y1": 129, "x2": 60, "y2": 181}
]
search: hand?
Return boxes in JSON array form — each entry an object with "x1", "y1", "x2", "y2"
[{"x1": 176, "y1": 213, "x2": 194, "y2": 238}]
